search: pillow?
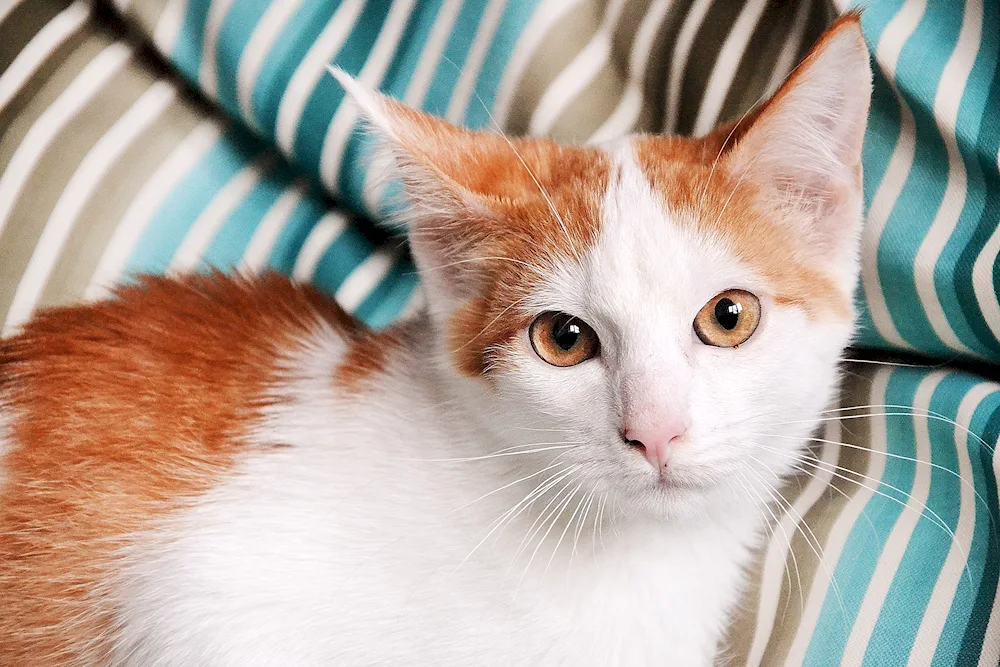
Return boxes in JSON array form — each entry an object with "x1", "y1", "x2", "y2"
[{"x1": 1, "y1": 0, "x2": 998, "y2": 663}]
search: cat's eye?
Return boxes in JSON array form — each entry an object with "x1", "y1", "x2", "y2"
[
  {"x1": 529, "y1": 312, "x2": 600, "y2": 367},
  {"x1": 693, "y1": 289, "x2": 761, "y2": 348}
]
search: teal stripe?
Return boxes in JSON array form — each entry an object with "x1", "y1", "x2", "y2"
[
  {"x1": 310, "y1": 225, "x2": 373, "y2": 294},
  {"x1": 462, "y1": 0, "x2": 541, "y2": 128},
  {"x1": 934, "y1": 389, "x2": 1000, "y2": 665},
  {"x1": 172, "y1": 0, "x2": 213, "y2": 83},
  {"x1": 956, "y1": 402, "x2": 1000, "y2": 664},
  {"x1": 201, "y1": 163, "x2": 297, "y2": 270},
  {"x1": 852, "y1": 4, "x2": 905, "y2": 351},
  {"x1": 125, "y1": 129, "x2": 259, "y2": 276},
  {"x1": 422, "y1": 0, "x2": 489, "y2": 117},
  {"x1": 214, "y1": 0, "x2": 274, "y2": 118},
  {"x1": 354, "y1": 253, "x2": 417, "y2": 327},
  {"x1": 954, "y1": 11, "x2": 1000, "y2": 358},
  {"x1": 294, "y1": 0, "x2": 396, "y2": 176},
  {"x1": 864, "y1": 373, "x2": 965, "y2": 664},
  {"x1": 871, "y1": 0, "x2": 963, "y2": 355},
  {"x1": 805, "y1": 368, "x2": 923, "y2": 664},
  {"x1": 381, "y1": 0, "x2": 446, "y2": 100},
  {"x1": 928, "y1": 5, "x2": 1000, "y2": 356},
  {"x1": 336, "y1": 1, "x2": 444, "y2": 216},
  {"x1": 251, "y1": 2, "x2": 340, "y2": 133},
  {"x1": 264, "y1": 192, "x2": 328, "y2": 274}
]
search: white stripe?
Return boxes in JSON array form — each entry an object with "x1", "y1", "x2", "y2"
[
  {"x1": 3, "y1": 82, "x2": 176, "y2": 334},
  {"x1": 168, "y1": 155, "x2": 273, "y2": 274},
  {"x1": 153, "y1": 0, "x2": 188, "y2": 55},
  {"x1": 0, "y1": 0, "x2": 90, "y2": 114},
  {"x1": 319, "y1": 0, "x2": 417, "y2": 193},
  {"x1": 236, "y1": 0, "x2": 304, "y2": 127},
  {"x1": 274, "y1": 0, "x2": 366, "y2": 155},
  {"x1": 971, "y1": 147, "x2": 1000, "y2": 342},
  {"x1": 336, "y1": 246, "x2": 399, "y2": 312},
  {"x1": 910, "y1": 382, "x2": 998, "y2": 666},
  {"x1": 746, "y1": 421, "x2": 842, "y2": 667},
  {"x1": 86, "y1": 121, "x2": 223, "y2": 300},
  {"x1": 239, "y1": 178, "x2": 309, "y2": 272},
  {"x1": 528, "y1": 0, "x2": 627, "y2": 137},
  {"x1": 198, "y1": 0, "x2": 238, "y2": 100},
  {"x1": 663, "y1": 0, "x2": 712, "y2": 133},
  {"x1": 111, "y1": 0, "x2": 131, "y2": 12},
  {"x1": 762, "y1": 0, "x2": 812, "y2": 98},
  {"x1": 979, "y1": 433, "x2": 1000, "y2": 667},
  {"x1": 842, "y1": 370, "x2": 948, "y2": 663},
  {"x1": 445, "y1": 0, "x2": 508, "y2": 124},
  {"x1": 859, "y1": 0, "x2": 928, "y2": 352},
  {"x1": 403, "y1": 0, "x2": 463, "y2": 106},
  {"x1": 587, "y1": 0, "x2": 673, "y2": 144},
  {"x1": 912, "y1": 0, "x2": 983, "y2": 356},
  {"x1": 784, "y1": 367, "x2": 893, "y2": 666},
  {"x1": 691, "y1": 0, "x2": 768, "y2": 137},
  {"x1": 0, "y1": 42, "x2": 132, "y2": 242},
  {"x1": 292, "y1": 212, "x2": 348, "y2": 281},
  {"x1": 492, "y1": 0, "x2": 583, "y2": 129}
]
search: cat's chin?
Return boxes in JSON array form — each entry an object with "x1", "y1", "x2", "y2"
[{"x1": 615, "y1": 473, "x2": 729, "y2": 522}]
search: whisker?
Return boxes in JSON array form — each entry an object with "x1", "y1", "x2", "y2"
[
  {"x1": 736, "y1": 470, "x2": 804, "y2": 620},
  {"x1": 455, "y1": 465, "x2": 575, "y2": 571},
  {"x1": 405, "y1": 443, "x2": 581, "y2": 463},
  {"x1": 745, "y1": 431, "x2": 995, "y2": 525},
  {"x1": 755, "y1": 443, "x2": 973, "y2": 584},
  {"x1": 744, "y1": 459, "x2": 849, "y2": 625}
]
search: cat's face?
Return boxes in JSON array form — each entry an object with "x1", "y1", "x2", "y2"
[{"x1": 335, "y1": 14, "x2": 871, "y2": 518}]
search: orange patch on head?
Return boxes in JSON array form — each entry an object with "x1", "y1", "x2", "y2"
[
  {"x1": 633, "y1": 139, "x2": 850, "y2": 318},
  {"x1": 376, "y1": 101, "x2": 613, "y2": 378},
  {"x1": 0, "y1": 273, "x2": 353, "y2": 664},
  {"x1": 632, "y1": 12, "x2": 868, "y2": 320},
  {"x1": 438, "y1": 142, "x2": 611, "y2": 378}
]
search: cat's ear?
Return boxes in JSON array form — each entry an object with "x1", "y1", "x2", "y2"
[
  {"x1": 722, "y1": 13, "x2": 872, "y2": 256},
  {"x1": 330, "y1": 68, "x2": 545, "y2": 300}
]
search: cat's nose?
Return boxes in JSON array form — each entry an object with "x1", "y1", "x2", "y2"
[{"x1": 624, "y1": 417, "x2": 688, "y2": 472}]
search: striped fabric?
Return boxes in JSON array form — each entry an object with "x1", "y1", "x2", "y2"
[
  {"x1": 2, "y1": 0, "x2": 1000, "y2": 664},
  {"x1": 851, "y1": 0, "x2": 1000, "y2": 362},
  {"x1": 0, "y1": 0, "x2": 418, "y2": 332},
  {"x1": 727, "y1": 362, "x2": 1000, "y2": 665}
]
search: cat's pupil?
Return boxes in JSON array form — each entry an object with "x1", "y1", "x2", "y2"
[
  {"x1": 553, "y1": 316, "x2": 581, "y2": 351},
  {"x1": 714, "y1": 298, "x2": 742, "y2": 330}
]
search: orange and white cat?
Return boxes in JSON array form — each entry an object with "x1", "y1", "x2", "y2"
[{"x1": 0, "y1": 15, "x2": 871, "y2": 666}]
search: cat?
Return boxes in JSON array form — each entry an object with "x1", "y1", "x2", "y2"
[{"x1": 0, "y1": 13, "x2": 871, "y2": 667}]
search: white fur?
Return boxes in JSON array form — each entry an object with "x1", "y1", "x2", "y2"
[{"x1": 107, "y1": 148, "x2": 859, "y2": 667}]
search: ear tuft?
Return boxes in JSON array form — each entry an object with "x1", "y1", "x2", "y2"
[{"x1": 327, "y1": 66, "x2": 400, "y2": 143}]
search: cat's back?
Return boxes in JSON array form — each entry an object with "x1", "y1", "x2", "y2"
[{"x1": 0, "y1": 273, "x2": 363, "y2": 664}]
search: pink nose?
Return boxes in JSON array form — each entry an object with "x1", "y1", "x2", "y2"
[{"x1": 625, "y1": 419, "x2": 688, "y2": 472}]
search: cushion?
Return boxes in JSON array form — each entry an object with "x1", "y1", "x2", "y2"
[{"x1": 1, "y1": 0, "x2": 998, "y2": 663}]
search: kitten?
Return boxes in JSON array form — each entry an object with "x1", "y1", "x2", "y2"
[{"x1": 0, "y1": 14, "x2": 871, "y2": 667}]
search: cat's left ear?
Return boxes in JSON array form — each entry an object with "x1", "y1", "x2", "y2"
[{"x1": 722, "y1": 13, "x2": 872, "y2": 256}]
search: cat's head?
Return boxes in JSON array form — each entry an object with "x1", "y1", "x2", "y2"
[{"x1": 334, "y1": 14, "x2": 872, "y2": 519}]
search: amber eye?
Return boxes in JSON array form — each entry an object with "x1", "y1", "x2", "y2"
[
  {"x1": 693, "y1": 289, "x2": 761, "y2": 347},
  {"x1": 529, "y1": 312, "x2": 600, "y2": 367}
]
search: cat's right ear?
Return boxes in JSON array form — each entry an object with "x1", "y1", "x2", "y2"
[{"x1": 330, "y1": 68, "x2": 528, "y2": 301}]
